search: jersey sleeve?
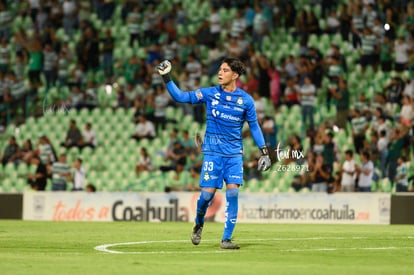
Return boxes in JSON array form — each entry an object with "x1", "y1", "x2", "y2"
[
  {"x1": 165, "y1": 81, "x2": 207, "y2": 104},
  {"x1": 188, "y1": 88, "x2": 208, "y2": 104},
  {"x1": 244, "y1": 95, "x2": 258, "y2": 122}
]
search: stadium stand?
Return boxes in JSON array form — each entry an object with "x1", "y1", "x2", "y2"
[{"x1": 0, "y1": 0, "x2": 413, "y2": 193}]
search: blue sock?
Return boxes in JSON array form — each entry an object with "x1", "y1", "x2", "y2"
[
  {"x1": 195, "y1": 190, "x2": 215, "y2": 225},
  {"x1": 222, "y1": 188, "x2": 239, "y2": 241}
]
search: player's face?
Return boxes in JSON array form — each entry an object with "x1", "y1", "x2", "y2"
[{"x1": 218, "y1": 63, "x2": 238, "y2": 86}]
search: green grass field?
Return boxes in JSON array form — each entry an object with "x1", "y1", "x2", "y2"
[{"x1": 0, "y1": 221, "x2": 413, "y2": 275}]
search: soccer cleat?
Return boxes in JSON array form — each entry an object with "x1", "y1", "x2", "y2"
[
  {"x1": 220, "y1": 239, "x2": 240, "y2": 249},
  {"x1": 191, "y1": 223, "x2": 203, "y2": 245}
]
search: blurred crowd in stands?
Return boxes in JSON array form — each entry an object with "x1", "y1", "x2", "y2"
[{"x1": 0, "y1": 0, "x2": 413, "y2": 193}]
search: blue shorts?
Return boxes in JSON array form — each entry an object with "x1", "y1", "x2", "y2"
[{"x1": 199, "y1": 154, "x2": 243, "y2": 189}]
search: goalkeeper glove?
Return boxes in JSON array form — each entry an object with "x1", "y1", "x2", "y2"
[
  {"x1": 157, "y1": 60, "x2": 172, "y2": 83},
  {"x1": 258, "y1": 146, "x2": 271, "y2": 171}
]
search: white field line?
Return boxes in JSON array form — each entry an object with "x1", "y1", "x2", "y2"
[{"x1": 94, "y1": 236, "x2": 414, "y2": 255}]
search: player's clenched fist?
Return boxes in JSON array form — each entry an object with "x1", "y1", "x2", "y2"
[
  {"x1": 157, "y1": 60, "x2": 172, "y2": 75},
  {"x1": 258, "y1": 146, "x2": 271, "y2": 171},
  {"x1": 157, "y1": 60, "x2": 172, "y2": 83}
]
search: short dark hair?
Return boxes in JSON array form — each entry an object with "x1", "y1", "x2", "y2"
[
  {"x1": 345, "y1": 149, "x2": 353, "y2": 157},
  {"x1": 222, "y1": 57, "x2": 246, "y2": 76},
  {"x1": 361, "y1": 151, "x2": 370, "y2": 160}
]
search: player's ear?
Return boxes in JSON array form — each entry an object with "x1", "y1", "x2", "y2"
[{"x1": 232, "y1": 72, "x2": 239, "y2": 80}]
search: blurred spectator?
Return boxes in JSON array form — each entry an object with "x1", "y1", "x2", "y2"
[
  {"x1": 310, "y1": 154, "x2": 330, "y2": 192},
  {"x1": 84, "y1": 81, "x2": 98, "y2": 109},
  {"x1": 325, "y1": 57, "x2": 342, "y2": 110},
  {"x1": 1, "y1": 136, "x2": 20, "y2": 166},
  {"x1": 331, "y1": 78, "x2": 350, "y2": 131},
  {"x1": 252, "y1": 4, "x2": 267, "y2": 49},
  {"x1": 43, "y1": 43, "x2": 58, "y2": 89},
  {"x1": 131, "y1": 114, "x2": 156, "y2": 141},
  {"x1": 307, "y1": 11, "x2": 320, "y2": 35},
  {"x1": 7, "y1": 72, "x2": 27, "y2": 115},
  {"x1": 243, "y1": 152, "x2": 262, "y2": 181},
  {"x1": 185, "y1": 53, "x2": 202, "y2": 81},
  {"x1": 135, "y1": 147, "x2": 153, "y2": 175},
  {"x1": 252, "y1": 91, "x2": 266, "y2": 121},
  {"x1": 225, "y1": 36, "x2": 243, "y2": 59},
  {"x1": 351, "y1": 4, "x2": 364, "y2": 49},
  {"x1": 26, "y1": 156, "x2": 47, "y2": 191},
  {"x1": 384, "y1": 76, "x2": 405, "y2": 104},
  {"x1": 328, "y1": 171, "x2": 341, "y2": 194},
  {"x1": 339, "y1": 3, "x2": 352, "y2": 41},
  {"x1": 61, "y1": 119, "x2": 83, "y2": 149},
  {"x1": 356, "y1": 151, "x2": 373, "y2": 192},
  {"x1": 181, "y1": 130, "x2": 196, "y2": 155},
  {"x1": 400, "y1": 95, "x2": 413, "y2": 127},
  {"x1": 378, "y1": 129, "x2": 389, "y2": 178},
  {"x1": 100, "y1": 28, "x2": 115, "y2": 80},
  {"x1": 71, "y1": 158, "x2": 86, "y2": 191},
  {"x1": 283, "y1": 77, "x2": 300, "y2": 107},
  {"x1": 231, "y1": 10, "x2": 247, "y2": 37},
  {"x1": 20, "y1": 139, "x2": 34, "y2": 164},
  {"x1": 0, "y1": 3, "x2": 12, "y2": 41},
  {"x1": 285, "y1": 135, "x2": 304, "y2": 165},
  {"x1": 209, "y1": 6, "x2": 221, "y2": 43},
  {"x1": 321, "y1": 132, "x2": 336, "y2": 174},
  {"x1": 77, "y1": 26, "x2": 100, "y2": 72},
  {"x1": 57, "y1": 51, "x2": 70, "y2": 87},
  {"x1": 160, "y1": 140, "x2": 186, "y2": 172},
  {"x1": 86, "y1": 183, "x2": 96, "y2": 192},
  {"x1": 81, "y1": 122, "x2": 97, "y2": 149},
  {"x1": 262, "y1": 115, "x2": 277, "y2": 149},
  {"x1": 359, "y1": 27, "x2": 379, "y2": 73},
  {"x1": 326, "y1": 9, "x2": 340, "y2": 34},
  {"x1": 339, "y1": 150, "x2": 357, "y2": 192},
  {"x1": 379, "y1": 36, "x2": 393, "y2": 72},
  {"x1": 0, "y1": 37, "x2": 10, "y2": 73},
  {"x1": 127, "y1": 4, "x2": 141, "y2": 47},
  {"x1": 62, "y1": 0, "x2": 78, "y2": 37},
  {"x1": 299, "y1": 76, "x2": 316, "y2": 131},
  {"x1": 395, "y1": 156, "x2": 409, "y2": 192},
  {"x1": 386, "y1": 127, "x2": 407, "y2": 184},
  {"x1": 267, "y1": 61, "x2": 281, "y2": 108},
  {"x1": 51, "y1": 153, "x2": 71, "y2": 191},
  {"x1": 351, "y1": 109, "x2": 369, "y2": 154},
  {"x1": 100, "y1": 0, "x2": 115, "y2": 22},
  {"x1": 394, "y1": 36, "x2": 411, "y2": 72},
  {"x1": 38, "y1": 135, "x2": 56, "y2": 166},
  {"x1": 15, "y1": 29, "x2": 43, "y2": 88}
]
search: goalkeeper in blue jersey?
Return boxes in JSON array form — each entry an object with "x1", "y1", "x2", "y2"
[{"x1": 158, "y1": 58, "x2": 271, "y2": 249}]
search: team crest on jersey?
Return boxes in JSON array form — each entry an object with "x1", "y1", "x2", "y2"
[
  {"x1": 237, "y1": 97, "x2": 243, "y2": 105},
  {"x1": 226, "y1": 96, "x2": 231, "y2": 101},
  {"x1": 204, "y1": 172, "x2": 210, "y2": 181},
  {"x1": 196, "y1": 89, "x2": 203, "y2": 100}
]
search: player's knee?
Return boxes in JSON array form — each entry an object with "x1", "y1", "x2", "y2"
[
  {"x1": 226, "y1": 188, "x2": 239, "y2": 198},
  {"x1": 201, "y1": 190, "x2": 215, "y2": 202}
]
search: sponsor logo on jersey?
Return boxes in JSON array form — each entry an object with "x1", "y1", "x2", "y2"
[
  {"x1": 214, "y1": 92, "x2": 221, "y2": 99},
  {"x1": 203, "y1": 172, "x2": 210, "y2": 181},
  {"x1": 212, "y1": 109, "x2": 220, "y2": 117},
  {"x1": 237, "y1": 97, "x2": 243, "y2": 105},
  {"x1": 196, "y1": 89, "x2": 203, "y2": 100},
  {"x1": 212, "y1": 99, "x2": 219, "y2": 106},
  {"x1": 233, "y1": 106, "x2": 244, "y2": 112},
  {"x1": 220, "y1": 112, "x2": 241, "y2": 122}
]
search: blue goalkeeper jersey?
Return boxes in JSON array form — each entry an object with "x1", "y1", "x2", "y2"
[{"x1": 186, "y1": 85, "x2": 261, "y2": 156}]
